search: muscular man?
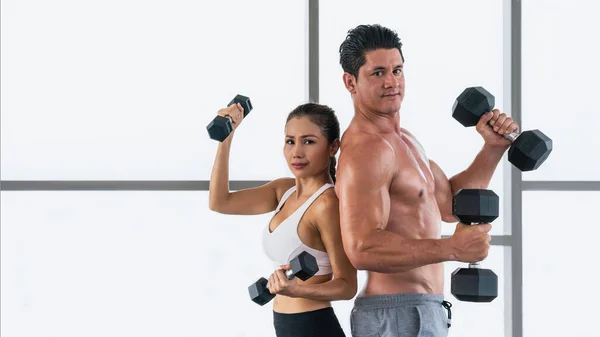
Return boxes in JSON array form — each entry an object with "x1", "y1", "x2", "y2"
[{"x1": 334, "y1": 24, "x2": 518, "y2": 337}]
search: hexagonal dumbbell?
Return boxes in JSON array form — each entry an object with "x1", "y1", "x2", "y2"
[
  {"x1": 206, "y1": 94, "x2": 253, "y2": 142},
  {"x1": 248, "y1": 251, "x2": 319, "y2": 306},
  {"x1": 452, "y1": 86, "x2": 553, "y2": 171},
  {"x1": 450, "y1": 189, "x2": 499, "y2": 303}
]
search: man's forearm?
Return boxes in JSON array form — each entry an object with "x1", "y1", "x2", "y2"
[
  {"x1": 350, "y1": 230, "x2": 458, "y2": 274},
  {"x1": 449, "y1": 144, "x2": 507, "y2": 192}
]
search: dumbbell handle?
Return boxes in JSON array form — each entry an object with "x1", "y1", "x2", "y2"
[
  {"x1": 219, "y1": 109, "x2": 243, "y2": 127},
  {"x1": 265, "y1": 269, "x2": 295, "y2": 289},
  {"x1": 465, "y1": 221, "x2": 489, "y2": 268},
  {"x1": 504, "y1": 131, "x2": 518, "y2": 142}
]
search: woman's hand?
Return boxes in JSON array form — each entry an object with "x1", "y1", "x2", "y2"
[{"x1": 267, "y1": 264, "x2": 300, "y2": 297}]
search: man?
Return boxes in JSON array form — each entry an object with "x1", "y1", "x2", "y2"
[{"x1": 335, "y1": 24, "x2": 518, "y2": 336}]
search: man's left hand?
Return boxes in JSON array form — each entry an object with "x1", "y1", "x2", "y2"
[{"x1": 476, "y1": 109, "x2": 519, "y2": 148}]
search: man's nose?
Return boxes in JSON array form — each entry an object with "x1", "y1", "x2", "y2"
[{"x1": 384, "y1": 72, "x2": 399, "y2": 88}]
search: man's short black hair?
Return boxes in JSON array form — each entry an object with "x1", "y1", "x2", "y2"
[{"x1": 339, "y1": 24, "x2": 405, "y2": 78}]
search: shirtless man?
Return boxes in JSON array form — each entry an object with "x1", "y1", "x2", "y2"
[{"x1": 335, "y1": 24, "x2": 519, "y2": 337}]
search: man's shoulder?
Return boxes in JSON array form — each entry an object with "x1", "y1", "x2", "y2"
[
  {"x1": 341, "y1": 129, "x2": 393, "y2": 154},
  {"x1": 400, "y1": 127, "x2": 428, "y2": 157},
  {"x1": 338, "y1": 130, "x2": 395, "y2": 173},
  {"x1": 400, "y1": 127, "x2": 424, "y2": 143}
]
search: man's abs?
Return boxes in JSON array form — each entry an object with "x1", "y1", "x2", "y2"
[{"x1": 362, "y1": 129, "x2": 445, "y2": 296}]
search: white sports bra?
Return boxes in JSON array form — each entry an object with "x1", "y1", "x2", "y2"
[{"x1": 261, "y1": 183, "x2": 334, "y2": 276}]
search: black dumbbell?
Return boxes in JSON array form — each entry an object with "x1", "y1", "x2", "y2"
[
  {"x1": 452, "y1": 86, "x2": 553, "y2": 171},
  {"x1": 450, "y1": 189, "x2": 499, "y2": 303},
  {"x1": 248, "y1": 251, "x2": 319, "y2": 306},
  {"x1": 206, "y1": 94, "x2": 253, "y2": 142}
]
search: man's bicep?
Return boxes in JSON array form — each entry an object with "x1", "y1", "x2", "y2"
[
  {"x1": 337, "y1": 156, "x2": 392, "y2": 249},
  {"x1": 429, "y1": 159, "x2": 455, "y2": 222}
]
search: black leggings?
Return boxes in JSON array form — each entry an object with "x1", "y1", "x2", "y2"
[{"x1": 273, "y1": 307, "x2": 346, "y2": 337}]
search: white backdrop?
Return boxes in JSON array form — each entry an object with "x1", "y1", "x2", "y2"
[
  {"x1": 522, "y1": 191, "x2": 600, "y2": 337},
  {"x1": 521, "y1": 0, "x2": 600, "y2": 181},
  {"x1": 2, "y1": 0, "x2": 600, "y2": 337},
  {"x1": 1, "y1": 0, "x2": 308, "y2": 181}
]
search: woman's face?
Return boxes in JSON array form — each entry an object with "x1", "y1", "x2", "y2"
[{"x1": 284, "y1": 116, "x2": 334, "y2": 179}]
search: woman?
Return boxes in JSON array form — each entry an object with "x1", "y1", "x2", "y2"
[{"x1": 209, "y1": 102, "x2": 357, "y2": 337}]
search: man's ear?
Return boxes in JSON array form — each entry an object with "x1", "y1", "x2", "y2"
[{"x1": 342, "y1": 72, "x2": 357, "y2": 94}]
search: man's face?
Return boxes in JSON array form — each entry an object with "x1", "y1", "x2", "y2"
[{"x1": 344, "y1": 48, "x2": 405, "y2": 115}]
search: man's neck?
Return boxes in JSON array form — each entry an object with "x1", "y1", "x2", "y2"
[{"x1": 353, "y1": 103, "x2": 401, "y2": 134}]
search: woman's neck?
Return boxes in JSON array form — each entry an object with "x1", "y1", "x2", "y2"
[{"x1": 293, "y1": 171, "x2": 332, "y2": 198}]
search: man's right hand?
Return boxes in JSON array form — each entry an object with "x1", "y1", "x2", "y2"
[
  {"x1": 217, "y1": 103, "x2": 245, "y2": 132},
  {"x1": 449, "y1": 222, "x2": 491, "y2": 263}
]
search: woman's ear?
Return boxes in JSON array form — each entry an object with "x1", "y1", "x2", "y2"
[{"x1": 330, "y1": 139, "x2": 340, "y2": 157}]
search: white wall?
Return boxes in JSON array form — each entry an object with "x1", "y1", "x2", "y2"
[
  {"x1": 520, "y1": 2, "x2": 600, "y2": 337},
  {"x1": 522, "y1": 0, "x2": 600, "y2": 181},
  {"x1": 2, "y1": 0, "x2": 599, "y2": 337},
  {"x1": 522, "y1": 191, "x2": 600, "y2": 337},
  {"x1": 0, "y1": 192, "x2": 277, "y2": 337},
  {"x1": 1, "y1": 0, "x2": 308, "y2": 181}
]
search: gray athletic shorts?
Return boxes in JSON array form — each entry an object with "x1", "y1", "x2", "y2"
[{"x1": 350, "y1": 293, "x2": 452, "y2": 337}]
